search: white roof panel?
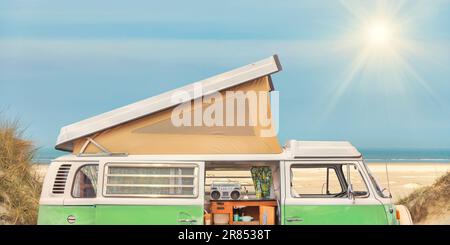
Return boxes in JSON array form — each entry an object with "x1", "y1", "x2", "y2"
[
  {"x1": 56, "y1": 55, "x2": 282, "y2": 151},
  {"x1": 285, "y1": 140, "x2": 362, "y2": 158}
]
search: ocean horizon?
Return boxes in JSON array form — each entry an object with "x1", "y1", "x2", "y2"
[{"x1": 32, "y1": 147, "x2": 450, "y2": 164}]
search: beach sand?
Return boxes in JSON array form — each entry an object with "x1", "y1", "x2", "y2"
[
  {"x1": 367, "y1": 162, "x2": 450, "y2": 202},
  {"x1": 32, "y1": 164, "x2": 49, "y2": 182}
]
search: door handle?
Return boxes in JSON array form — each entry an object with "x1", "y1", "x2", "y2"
[
  {"x1": 286, "y1": 217, "x2": 304, "y2": 222},
  {"x1": 178, "y1": 219, "x2": 197, "y2": 223}
]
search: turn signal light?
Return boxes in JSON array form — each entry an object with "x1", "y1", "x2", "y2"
[{"x1": 396, "y1": 209, "x2": 401, "y2": 220}]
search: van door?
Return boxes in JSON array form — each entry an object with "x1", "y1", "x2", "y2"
[
  {"x1": 283, "y1": 161, "x2": 387, "y2": 225},
  {"x1": 95, "y1": 161, "x2": 204, "y2": 225},
  {"x1": 61, "y1": 163, "x2": 99, "y2": 225}
]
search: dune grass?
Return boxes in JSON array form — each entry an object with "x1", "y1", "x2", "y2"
[
  {"x1": 398, "y1": 171, "x2": 450, "y2": 224},
  {"x1": 0, "y1": 119, "x2": 42, "y2": 225}
]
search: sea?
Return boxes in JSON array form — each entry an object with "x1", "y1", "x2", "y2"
[
  {"x1": 33, "y1": 147, "x2": 450, "y2": 164},
  {"x1": 361, "y1": 148, "x2": 450, "y2": 163}
]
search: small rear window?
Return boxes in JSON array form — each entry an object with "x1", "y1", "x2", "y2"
[{"x1": 72, "y1": 165, "x2": 99, "y2": 198}]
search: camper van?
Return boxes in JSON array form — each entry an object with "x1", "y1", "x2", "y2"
[
  {"x1": 38, "y1": 141, "x2": 409, "y2": 225},
  {"x1": 38, "y1": 55, "x2": 411, "y2": 225}
]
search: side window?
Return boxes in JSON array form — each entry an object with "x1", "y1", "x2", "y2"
[
  {"x1": 290, "y1": 166, "x2": 343, "y2": 197},
  {"x1": 343, "y1": 164, "x2": 369, "y2": 198},
  {"x1": 103, "y1": 163, "x2": 198, "y2": 198},
  {"x1": 72, "y1": 165, "x2": 99, "y2": 198}
]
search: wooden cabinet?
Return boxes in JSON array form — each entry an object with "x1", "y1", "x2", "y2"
[
  {"x1": 259, "y1": 205, "x2": 275, "y2": 225},
  {"x1": 210, "y1": 200, "x2": 277, "y2": 225},
  {"x1": 211, "y1": 202, "x2": 233, "y2": 214}
]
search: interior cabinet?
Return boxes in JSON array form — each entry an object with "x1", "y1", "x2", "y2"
[{"x1": 210, "y1": 200, "x2": 277, "y2": 225}]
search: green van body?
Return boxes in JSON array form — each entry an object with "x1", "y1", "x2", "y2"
[
  {"x1": 282, "y1": 205, "x2": 389, "y2": 225},
  {"x1": 38, "y1": 204, "x2": 396, "y2": 225},
  {"x1": 38, "y1": 205, "x2": 203, "y2": 225},
  {"x1": 38, "y1": 156, "x2": 399, "y2": 225}
]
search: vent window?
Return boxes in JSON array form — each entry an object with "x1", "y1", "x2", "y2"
[{"x1": 52, "y1": 164, "x2": 71, "y2": 194}]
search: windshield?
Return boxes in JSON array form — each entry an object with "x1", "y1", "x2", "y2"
[{"x1": 362, "y1": 160, "x2": 390, "y2": 198}]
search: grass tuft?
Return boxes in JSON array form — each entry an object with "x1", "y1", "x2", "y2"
[
  {"x1": 0, "y1": 118, "x2": 42, "y2": 225},
  {"x1": 398, "y1": 171, "x2": 450, "y2": 223}
]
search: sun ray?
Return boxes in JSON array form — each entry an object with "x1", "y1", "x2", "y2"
[
  {"x1": 323, "y1": 47, "x2": 370, "y2": 116},
  {"x1": 321, "y1": 0, "x2": 445, "y2": 121}
]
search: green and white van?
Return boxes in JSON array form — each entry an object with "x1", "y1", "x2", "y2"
[
  {"x1": 38, "y1": 55, "x2": 412, "y2": 225},
  {"x1": 38, "y1": 140, "x2": 410, "y2": 225}
]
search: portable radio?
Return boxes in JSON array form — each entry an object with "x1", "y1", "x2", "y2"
[{"x1": 210, "y1": 182, "x2": 241, "y2": 200}]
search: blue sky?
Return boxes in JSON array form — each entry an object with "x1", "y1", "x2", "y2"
[{"x1": 1, "y1": 0, "x2": 450, "y2": 151}]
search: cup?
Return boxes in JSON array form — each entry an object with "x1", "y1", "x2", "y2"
[{"x1": 233, "y1": 214, "x2": 239, "y2": 221}]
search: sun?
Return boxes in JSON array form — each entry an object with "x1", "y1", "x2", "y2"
[
  {"x1": 323, "y1": 1, "x2": 440, "y2": 116},
  {"x1": 366, "y1": 20, "x2": 392, "y2": 46}
]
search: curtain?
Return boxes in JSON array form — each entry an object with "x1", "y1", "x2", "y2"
[
  {"x1": 81, "y1": 165, "x2": 99, "y2": 194},
  {"x1": 250, "y1": 166, "x2": 273, "y2": 199}
]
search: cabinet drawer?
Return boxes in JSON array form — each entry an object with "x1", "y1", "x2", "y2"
[{"x1": 211, "y1": 203, "x2": 232, "y2": 214}]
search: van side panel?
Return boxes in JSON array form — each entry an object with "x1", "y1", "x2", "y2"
[
  {"x1": 283, "y1": 204, "x2": 388, "y2": 225},
  {"x1": 95, "y1": 205, "x2": 203, "y2": 225},
  {"x1": 37, "y1": 205, "x2": 96, "y2": 225}
]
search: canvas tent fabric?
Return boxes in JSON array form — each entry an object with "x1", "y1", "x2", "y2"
[
  {"x1": 73, "y1": 76, "x2": 281, "y2": 154},
  {"x1": 73, "y1": 77, "x2": 280, "y2": 154}
]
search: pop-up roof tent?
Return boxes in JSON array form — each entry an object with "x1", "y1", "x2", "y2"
[{"x1": 56, "y1": 55, "x2": 283, "y2": 155}]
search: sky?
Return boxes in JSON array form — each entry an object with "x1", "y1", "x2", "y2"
[{"x1": 1, "y1": 0, "x2": 450, "y2": 151}]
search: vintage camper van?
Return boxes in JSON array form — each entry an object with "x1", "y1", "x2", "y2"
[{"x1": 38, "y1": 55, "x2": 411, "y2": 225}]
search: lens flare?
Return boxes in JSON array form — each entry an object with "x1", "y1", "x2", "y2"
[{"x1": 322, "y1": 1, "x2": 442, "y2": 118}]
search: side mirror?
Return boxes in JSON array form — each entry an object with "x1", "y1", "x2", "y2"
[{"x1": 381, "y1": 187, "x2": 392, "y2": 198}]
